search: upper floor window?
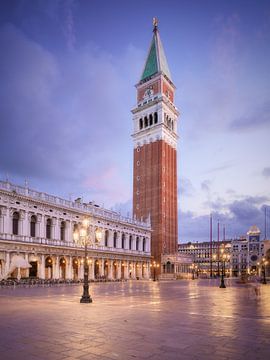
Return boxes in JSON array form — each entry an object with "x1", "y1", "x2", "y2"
[
  {"x1": 149, "y1": 114, "x2": 153, "y2": 126},
  {"x1": 154, "y1": 112, "x2": 158, "y2": 124},
  {"x1": 60, "y1": 221, "x2": 65, "y2": 241},
  {"x1": 12, "y1": 211, "x2": 19, "y2": 235},
  {"x1": 46, "y1": 218, "x2": 52, "y2": 239},
  {"x1": 139, "y1": 118, "x2": 143, "y2": 130},
  {"x1": 144, "y1": 116, "x2": 148, "y2": 127},
  {"x1": 122, "y1": 233, "x2": 125, "y2": 249},
  {"x1": 105, "y1": 230, "x2": 109, "y2": 247},
  {"x1": 113, "y1": 232, "x2": 117, "y2": 248},
  {"x1": 30, "y1": 215, "x2": 37, "y2": 237},
  {"x1": 129, "y1": 235, "x2": 132, "y2": 250},
  {"x1": 143, "y1": 237, "x2": 146, "y2": 252},
  {"x1": 136, "y1": 236, "x2": 139, "y2": 251}
]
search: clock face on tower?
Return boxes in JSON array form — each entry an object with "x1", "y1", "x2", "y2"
[{"x1": 143, "y1": 87, "x2": 154, "y2": 99}]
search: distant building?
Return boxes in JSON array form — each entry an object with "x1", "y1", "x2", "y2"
[
  {"x1": 178, "y1": 240, "x2": 231, "y2": 277},
  {"x1": 231, "y1": 225, "x2": 269, "y2": 277},
  {"x1": 178, "y1": 225, "x2": 270, "y2": 278}
]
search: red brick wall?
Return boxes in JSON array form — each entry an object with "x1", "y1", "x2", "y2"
[
  {"x1": 137, "y1": 80, "x2": 161, "y2": 102},
  {"x1": 162, "y1": 82, "x2": 174, "y2": 102},
  {"x1": 133, "y1": 140, "x2": 178, "y2": 262}
]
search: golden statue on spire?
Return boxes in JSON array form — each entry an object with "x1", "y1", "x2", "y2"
[{"x1": 153, "y1": 17, "x2": 158, "y2": 30}]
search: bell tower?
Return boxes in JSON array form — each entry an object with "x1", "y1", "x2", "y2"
[{"x1": 132, "y1": 19, "x2": 179, "y2": 265}]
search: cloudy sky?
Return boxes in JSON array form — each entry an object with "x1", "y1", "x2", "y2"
[{"x1": 0, "y1": 0, "x2": 269, "y2": 242}]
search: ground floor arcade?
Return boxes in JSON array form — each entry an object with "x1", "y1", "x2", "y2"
[{"x1": 0, "y1": 243, "x2": 151, "y2": 281}]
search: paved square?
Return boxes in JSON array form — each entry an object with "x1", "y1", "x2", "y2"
[{"x1": 0, "y1": 280, "x2": 270, "y2": 360}]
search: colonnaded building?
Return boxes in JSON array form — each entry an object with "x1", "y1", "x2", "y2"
[{"x1": 0, "y1": 181, "x2": 151, "y2": 281}]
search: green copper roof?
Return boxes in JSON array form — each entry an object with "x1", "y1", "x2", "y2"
[{"x1": 141, "y1": 28, "x2": 172, "y2": 82}]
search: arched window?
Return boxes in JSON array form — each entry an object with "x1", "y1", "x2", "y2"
[
  {"x1": 30, "y1": 215, "x2": 37, "y2": 237},
  {"x1": 129, "y1": 235, "x2": 132, "y2": 250},
  {"x1": 113, "y1": 232, "x2": 117, "y2": 248},
  {"x1": 46, "y1": 219, "x2": 52, "y2": 239},
  {"x1": 149, "y1": 114, "x2": 153, "y2": 126},
  {"x1": 172, "y1": 120, "x2": 174, "y2": 131},
  {"x1": 136, "y1": 236, "x2": 139, "y2": 251},
  {"x1": 122, "y1": 233, "x2": 125, "y2": 249},
  {"x1": 144, "y1": 116, "x2": 148, "y2": 127},
  {"x1": 143, "y1": 237, "x2": 146, "y2": 252},
  {"x1": 154, "y1": 112, "x2": 158, "y2": 124},
  {"x1": 60, "y1": 221, "x2": 65, "y2": 241},
  {"x1": 12, "y1": 212, "x2": 19, "y2": 235},
  {"x1": 139, "y1": 118, "x2": 143, "y2": 130},
  {"x1": 105, "y1": 230, "x2": 109, "y2": 247}
]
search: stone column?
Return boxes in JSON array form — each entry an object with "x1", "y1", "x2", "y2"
[
  {"x1": 79, "y1": 260, "x2": 84, "y2": 280},
  {"x1": 67, "y1": 256, "x2": 73, "y2": 280},
  {"x1": 100, "y1": 258, "x2": 104, "y2": 276},
  {"x1": 108, "y1": 260, "x2": 113, "y2": 280},
  {"x1": 22, "y1": 211, "x2": 29, "y2": 236},
  {"x1": 52, "y1": 218, "x2": 57, "y2": 240},
  {"x1": 66, "y1": 221, "x2": 72, "y2": 243},
  {"x1": 2, "y1": 208, "x2": 9, "y2": 234},
  {"x1": 124, "y1": 261, "x2": 129, "y2": 279},
  {"x1": 131, "y1": 235, "x2": 136, "y2": 251},
  {"x1": 116, "y1": 261, "x2": 121, "y2": 279},
  {"x1": 40, "y1": 215, "x2": 46, "y2": 239},
  {"x1": 116, "y1": 232, "x2": 120, "y2": 249},
  {"x1": 144, "y1": 263, "x2": 150, "y2": 279},
  {"x1": 36, "y1": 214, "x2": 42, "y2": 238},
  {"x1": 90, "y1": 259, "x2": 95, "y2": 280},
  {"x1": 99, "y1": 230, "x2": 105, "y2": 247},
  {"x1": 108, "y1": 230, "x2": 113, "y2": 248},
  {"x1": 39, "y1": 255, "x2": 45, "y2": 279},
  {"x1": 24, "y1": 253, "x2": 29, "y2": 277},
  {"x1": 0, "y1": 208, "x2": 4, "y2": 233},
  {"x1": 138, "y1": 262, "x2": 143, "y2": 279},
  {"x1": 131, "y1": 262, "x2": 136, "y2": 279},
  {"x1": 5, "y1": 252, "x2": 10, "y2": 276},
  {"x1": 54, "y1": 256, "x2": 60, "y2": 279},
  {"x1": 19, "y1": 210, "x2": 25, "y2": 236}
]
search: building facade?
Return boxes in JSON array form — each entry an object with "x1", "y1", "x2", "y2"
[
  {"x1": 231, "y1": 226, "x2": 268, "y2": 277},
  {"x1": 178, "y1": 226, "x2": 270, "y2": 278},
  {"x1": 0, "y1": 181, "x2": 151, "y2": 281},
  {"x1": 132, "y1": 20, "x2": 179, "y2": 268},
  {"x1": 178, "y1": 240, "x2": 231, "y2": 277}
]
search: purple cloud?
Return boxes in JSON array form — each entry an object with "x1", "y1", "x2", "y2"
[
  {"x1": 0, "y1": 23, "x2": 144, "y2": 207},
  {"x1": 230, "y1": 101, "x2": 270, "y2": 131}
]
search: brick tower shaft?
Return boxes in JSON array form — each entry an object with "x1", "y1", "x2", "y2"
[{"x1": 132, "y1": 20, "x2": 179, "y2": 264}]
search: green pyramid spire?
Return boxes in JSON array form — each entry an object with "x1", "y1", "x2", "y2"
[{"x1": 141, "y1": 21, "x2": 172, "y2": 82}]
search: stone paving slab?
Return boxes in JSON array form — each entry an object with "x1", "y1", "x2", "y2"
[{"x1": 0, "y1": 279, "x2": 270, "y2": 360}]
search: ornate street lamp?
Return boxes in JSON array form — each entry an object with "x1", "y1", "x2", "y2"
[
  {"x1": 150, "y1": 261, "x2": 160, "y2": 281},
  {"x1": 219, "y1": 249, "x2": 230, "y2": 289},
  {"x1": 191, "y1": 263, "x2": 195, "y2": 280},
  {"x1": 261, "y1": 258, "x2": 268, "y2": 285},
  {"x1": 73, "y1": 218, "x2": 102, "y2": 303}
]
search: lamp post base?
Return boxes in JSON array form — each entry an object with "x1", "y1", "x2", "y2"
[
  {"x1": 219, "y1": 278, "x2": 226, "y2": 288},
  {"x1": 80, "y1": 295, "x2": 93, "y2": 303}
]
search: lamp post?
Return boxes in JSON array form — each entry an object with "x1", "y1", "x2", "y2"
[
  {"x1": 191, "y1": 264, "x2": 195, "y2": 280},
  {"x1": 261, "y1": 258, "x2": 268, "y2": 285},
  {"x1": 219, "y1": 249, "x2": 230, "y2": 289},
  {"x1": 73, "y1": 218, "x2": 102, "y2": 303},
  {"x1": 150, "y1": 261, "x2": 160, "y2": 281}
]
